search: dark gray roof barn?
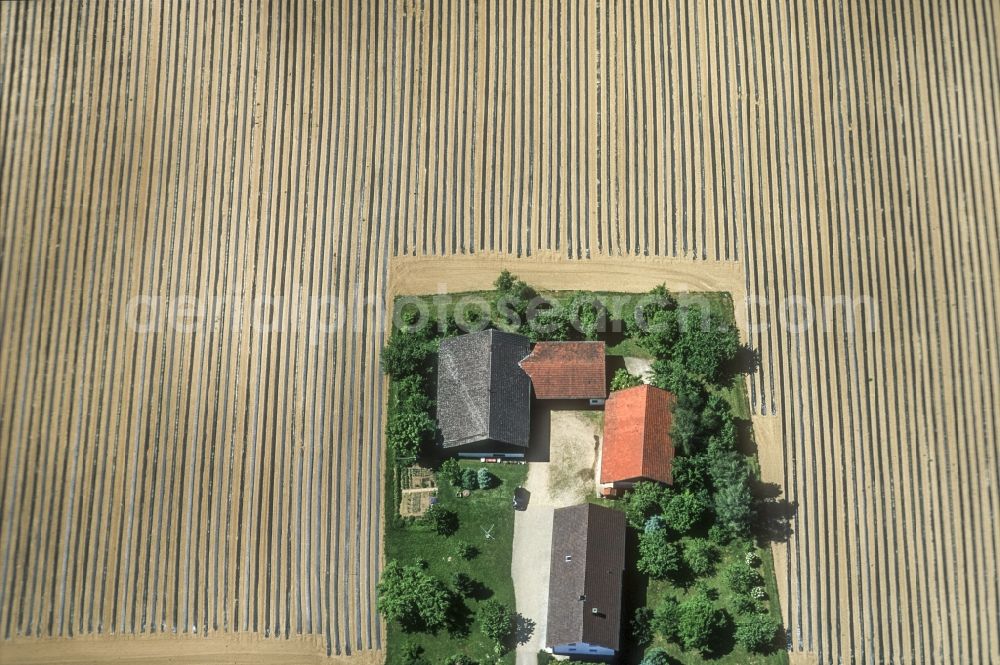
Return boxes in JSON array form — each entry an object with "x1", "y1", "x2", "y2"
[{"x1": 436, "y1": 329, "x2": 532, "y2": 450}]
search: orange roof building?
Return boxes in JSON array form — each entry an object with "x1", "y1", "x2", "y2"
[
  {"x1": 599, "y1": 384, "x2": 675, "y2": 487},
  {"x1": 519, "y1": 341, "x2": 607, "y2": 400}
]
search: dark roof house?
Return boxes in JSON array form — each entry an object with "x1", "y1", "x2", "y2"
[
  {"x1": 518, "y1": 341, "x2": 607, "y2": 400},
  {"x1": 546, "y1": 503, "x2": 627, "y2": 658},
  {"x1": 600, "y1": 384, "x2": 675, "y2": 487},
  {"x1": 436, "y1": 329, "x2": 532, "y2": 453}
]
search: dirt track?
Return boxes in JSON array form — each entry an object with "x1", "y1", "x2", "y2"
[{"x1": 2, "y1": 1, "x2": 998, "y2": 664}]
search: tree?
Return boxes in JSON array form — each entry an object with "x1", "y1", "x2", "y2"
[
  {"x1": 670, "y1": 406, "x2": 703, "y2": 456},
  {"x1": 460, "y1": 468, "x2": 479, "y2": 491},
  {"x1": 381, "y1": 330, "x2": 434, "y2": 378},
  {"x1": 387, "y1": 410, "x2": 436, "y2": 461},
  {"x1": 673, "y1": 308, "x2": 740, "y2": 384},
  {"x1": 629, "y1": 285, "x2": 678, "y2": 339},
  {"x1": 714, "y1": 481, "x2": 754, "y2": 538},
  {"x1": 568, "y1": 293, "x2": 607, "y2": 340},
  {"x1": 676, "y1": 593, "x2": 729, "y2": 655},
  {"x1": 423, "y1": 505, "x2": 459, "y2": 536},
  {"x1": 700, "y1": 393, "x2": 733, "y2": 435},
  {"x1": 610, "y1": 367, "x2": 644, "y2": 392},
  {"x1": 479, "y1": 599, "x2": 513, "y2": 649},
  {"x1": 493, "y1": 270, "x2": 535, "y2": 327},
  {"x1": 476, "y1": 467, "x2": 497, "y2": 489},
  {"x1": 631, "y1": 607, "x2": 655, "y2": 646},
  {"x1": 639, "y1": 647, "x2": 673, "y2": 665},
  {"x1": 735, "y1": 613, "x2": 781, "y2": 653},
  {"x1": 623, "y1": 482, "x2": 670, "y2": 529},
  {"x1": 526, "y1": 303, "x2": 572, "y2": 341},
  {"x1": 639, "y1": 308, "x2": 680, "y2": 358},
  {"x1": 637, "y1": 528, "x2": 682, "y2": 580},
  {"x1": 393, "y1": 374, "x2": 433, "y2": 414},
  {"x1": 452, "y1": 571, "x2": 476, "y2": 598},
  {"x1": 723, "y1": 562, "x2": 764, "y2": 595},
  {"x1": 671, "y1": 453, "x2": 711, "y2": 493},
  {"x1": 663, "y1": 490, "x2": 709, "y2": 534},
  {"x1": 377, "y1": 561, "x2": 451, "y2": 633},
  {"x1": 683, "y1": 539, "x2": 718, "y2": 577},
  {"x1": 652, "y1": 597, "x2": 680, "y2": 642}
]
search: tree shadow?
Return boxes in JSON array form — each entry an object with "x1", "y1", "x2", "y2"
[
  {"x1": 445, "y1": 593, "x2": 474, "y2": 639},
  {"x1": 702, "y1": 610, "x2": 737, "y2": 660},
  {"x1": 751, "y1": 481, "x2": 797, "y2": 543},
  {"x1": 512, "y1": 613, "x2": 536, "y2": 646}
]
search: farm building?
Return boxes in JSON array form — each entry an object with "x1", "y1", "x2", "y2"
[
  {"x1": 546, "y1": 503, "x2": 627, "y2": 658},
  {"x1": 518, "y1": 341, "x2": 607, "y2": 401},
  {"x1": 599, "y1": 384, "x2": 676, "y2": 490},
  {"x1": 436, "y1": 329, "x2": 532, "y2": 456}
]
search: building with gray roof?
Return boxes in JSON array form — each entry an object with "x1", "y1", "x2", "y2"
[
  {"x1": 546, "y1": 503, "x2": 627, "y2": 658},
  {"x1": 436, "y1": 329, "x2": 532, "y2": 455}
]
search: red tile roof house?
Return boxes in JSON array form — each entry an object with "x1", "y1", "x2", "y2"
[
  {"x1": 518, "y1": 341, "x2": 607, "y2": 401},
  {"x1": 599, "y1": 384, "x2": 676, "y2": 493}
]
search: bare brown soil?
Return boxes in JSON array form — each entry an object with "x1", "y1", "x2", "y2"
[{"x1": 2, "y1": 1, "x2": 998, "y2": 664}]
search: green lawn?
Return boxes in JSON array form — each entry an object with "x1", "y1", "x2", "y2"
[{"x1": 384, "y1": 459, "x2": 528, "y2": 664}]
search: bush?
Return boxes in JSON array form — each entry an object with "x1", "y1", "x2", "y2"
[
  {"x1": 479, "y1": 599, "x2": 513, "y2": 648},
  {"x1": 376, "y1": 561, "x2": 451, "y2": 633},
  {"x1": 631, "y1": 607, "x2": 655, "y2": 646},
  {"x1": 401, "y1": 643, "x2": 430, "y2": 665},
  {"x1": 733, "y1": 594, "x2": 758, "y2": 616},
  {"x1": 477, "y1": 467, "x2": 497, "y2": 489},
  {"x1": 423, "y1": 505, "x2": 459, "y2": 537},
  {"x1": 735, "y1": 612, "x2": 781, "y2": 653},
  {"x1": 444, "y1": 656, "x2": 475, "y2": 665},
  {"x1": 637, "y1": 528, "x2": 682, "y2": 580},
  {"x1": 663, "y1": 490, "x2": 709, "y2": 534},
  {"x1": 438, "y1": 458, "x2": 462, "y2": 487},
  {"x1": 683, "y1": 539, "x2": 718, "y2": 577},
  {"x1": 455, "y1": 541, "x2": 478, "y2": 561},
  {"x1": 460, "y1": 468, "x2": 479, "y2": 491},
  {"x1": 639, "y1": 647, "x2": 673, "y2": 665},
  {"x1": 724, "y1": 562, "x2": 764, "y2": 595},
  {"x1": 623, "y1": 482, "x2": 670, "y2": 529},
  {"x1": 676, "y1": 593, "x2": 730, "y2": 655},
  {"x1": 610, "y1": 367, "x2": 644, "y2": 392}
]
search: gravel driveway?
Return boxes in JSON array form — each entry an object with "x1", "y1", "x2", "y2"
[{"x1": 511, "y1": 411, "x2": 603, "y2": 663}]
